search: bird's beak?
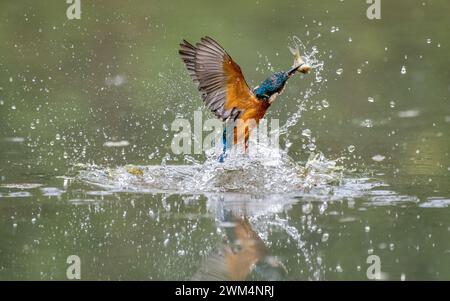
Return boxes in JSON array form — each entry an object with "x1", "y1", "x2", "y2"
[{"x1": 288, "y1": 65, "x2": 300, "y2": 76}]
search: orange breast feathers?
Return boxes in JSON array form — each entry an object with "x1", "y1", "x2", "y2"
[
  {"x1": 223, "y1": 58, "x2": 270, "y2": 144},
  {"x1": 223, "y1": 58, "x2": 269, "y2": 123},
  {"x1": 232, "y1": 105, "x2": 269, "y2": 146}
]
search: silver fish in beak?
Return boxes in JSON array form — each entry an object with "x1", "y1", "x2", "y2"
[{"x1": 287, "y1": 44, "x2": 312, "y2": 76}]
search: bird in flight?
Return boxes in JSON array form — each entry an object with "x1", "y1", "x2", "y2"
[{"x1": 179, "y1": 36, "x2": 310, "y2": 161}]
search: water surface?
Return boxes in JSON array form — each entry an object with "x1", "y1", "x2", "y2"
[{"x1": 1, "y1": 0, "x2": 450, "y2": 280}]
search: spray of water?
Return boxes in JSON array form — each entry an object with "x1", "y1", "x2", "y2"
[
  {"x1": 278, "y1": 36, "x2": 326, "y2": 154},
  {"x1": 74, "y1": 35, "x2": 346, "y2": 280}
]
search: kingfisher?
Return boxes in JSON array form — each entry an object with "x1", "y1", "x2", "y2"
[
  {"x1": 192, "y1": 214, "x2": 287, "y2": 281},
  {"x1": 179, "y1": 36, "x2": 311, "y2": 161}
]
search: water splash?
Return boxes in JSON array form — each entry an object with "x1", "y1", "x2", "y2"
[
  {"x1": 280, "y1": 36, "x2": 325, "y2": 153},
  {"x1": 77, "y1": 144, "x2": 343, "y2": 195}
]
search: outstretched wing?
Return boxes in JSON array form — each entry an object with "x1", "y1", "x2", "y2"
[{"x1": 179, "y1": 36, "x2": 261, "y2": 121}]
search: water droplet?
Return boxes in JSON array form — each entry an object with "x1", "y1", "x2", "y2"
[
  {"x1": 336, "y1": 264, "x2": 343, "y2": 273},
  {"x1": 368, "y1": 97, "x2": 374, "y2": 103},
  {"x1": 371, "y1": 154, "x2": 386, "y2": 162},
  {"x1": 389, "y1": 101, "x2": 396, "y2": 108},
  {"x1": 362, "y1": 119, "x2": 373, "y2": 128},
  {"x1": 347, "y1": 145, "x2": 356, "y2": 153},
  {"x1": 302, "y1": 129, "x2": 312, "y2": 137},
  {"x1": 348, "y1": 37, "x2": 352, "y2": 42},
  {"x1": 321, "y1": 233, "x2": 329, "y2": 242},
  {"x1": 330, "y1": 26, "x2": 339, "y2": 33},
  {"x1": 401, "y1": 66, "x2": 407, "y2": 74},
  {"x1": 357, "y1": 68, "x2": 362, "y2": 74},
  {"x1": 426, "y1": 38, "x2": 431, "y2": 44},
  {"x1": 321, "y1": 99, "x2": 329, "y2": 108},
  {"x1": 9, "y1": 77, "x2": 13, "y2": 82},
  {"x1": 317, "y1": 256, "x2": 322, "y2": 265},
  {"x1": 401, "y1": 273, "x2": 406, "y2": 281},
  {"x1": 398, "y1": 109, "x2": 420, "y2": 118},
  {"x1": 302, "y1": 203, "x2": 313, "y2": 214},
  {"x1": 103, "y1": 140, "x2": 130, "y2": 147},
  {"x1": 365, "y1": 226, "x2": 370, "y2": 232},
  {"x1": 336, "y1": 68, "x2": 343, "y2": 75}
]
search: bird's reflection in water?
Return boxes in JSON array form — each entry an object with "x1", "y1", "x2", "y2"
[
  {"x1": 193, "y1": 194, "x2": 291, "y2": 281},
  {"x1": 193, "y1": 215, "x2": 288, "y2": 281}
]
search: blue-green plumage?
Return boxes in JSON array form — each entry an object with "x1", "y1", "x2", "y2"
[
  {"x1": 253, "y1": 71, "x2": 289, "y2": 101},
  {"x1": 219, "y1": 71, "x2": 290, "y2": 162},
  {"x1": 219, "y1": 127, "x2": 228, "y2": 163},
  {"x1": 179, "y1": 36, "x2": 310, "y2": 163}
]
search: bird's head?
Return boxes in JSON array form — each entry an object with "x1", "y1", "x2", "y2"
[
  {"x1": 253, "y1": 72, "x2": 290, "y2": 101},
  {"x1": 253, "y1": 45, "x2": 312, "y2": 102}
]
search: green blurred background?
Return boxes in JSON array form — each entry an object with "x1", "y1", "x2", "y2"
[{"x1": 0, "y1": 0, "x2": 449, "y2": 280}]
